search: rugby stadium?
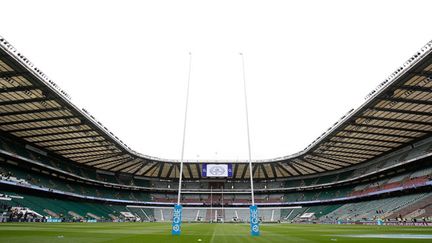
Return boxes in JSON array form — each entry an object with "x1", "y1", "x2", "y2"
[{"x1": 1, "y1": 35, "x2": 432, "y2": 243}]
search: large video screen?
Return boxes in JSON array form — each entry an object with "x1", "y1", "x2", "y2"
[{"x1": 202, "y1": 164, "x2": 233, "y2": 177}]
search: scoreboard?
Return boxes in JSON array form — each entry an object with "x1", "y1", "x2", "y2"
[{"x1": 202, "y1": 164, "x2": 233, "y2": 178}]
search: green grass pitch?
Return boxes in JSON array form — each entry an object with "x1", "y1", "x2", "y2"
[{"x1": 0, "y1": 222, "x2": 432, "y2": 242}]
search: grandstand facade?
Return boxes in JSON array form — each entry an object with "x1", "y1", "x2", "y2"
[{"x1": 0, "y1": 36, "x2": 432, "y2": 225}]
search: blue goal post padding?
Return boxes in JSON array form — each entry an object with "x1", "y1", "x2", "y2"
[
  {"x1": 172, "y1": 204, "x2": 182, "y2": 235},
  {"x1": 250, "y1": 205, "x2": 260, "y2": 236}
]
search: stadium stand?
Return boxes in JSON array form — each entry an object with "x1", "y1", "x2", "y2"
[{"x1": 0, "y1": 35, "x2": 432, "y2": 226}]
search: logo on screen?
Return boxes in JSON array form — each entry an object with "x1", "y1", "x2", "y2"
[{"x1": 209, "y1": 165, "x2": 226, "y2": 176}]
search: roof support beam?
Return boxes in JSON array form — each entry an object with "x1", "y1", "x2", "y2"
[
  {"x1": 261, "y1": 164, "x2": 269, "y2": 179},
  {"x1": 333, "y1": 135, "x2": 404, "y2": 145},
  {"x1": 233, "y1": 164, "x2": 239, "y2": 178},
  {"x1": 131, "y1": 162, "x2": 148, "y2": 175},
  {"x1": 270, "y1": 164, "x2": 278, "y2": 178},
  {"x1": 0, "y1": 107, "x2": 65, "y2": 117},
  {"x1": 105, "y1": 158, "x2": 137, "y2": 171},
  {"x1": 252, "y1": 164, "x2": 259, "y2": 178},
  {"x1": 318, "y1": 147, "x2": 380, "y2": 157},
  {"x1": 0, "y1": 115, "x2": 80, "y2": 126},
  {"x1": 80, "y1": 154, "x2": 124, "y2": 164},
  {"x1": 0, "y1": 71, "x2": 26, "y2": 78},
  {"x1": 43, "y1": 139, "x2": 106, "y2": 149},
  {"x1": 55, "y1": 145, "x2": 112, "y2": 155},
  {"x1": 157, "y1": 163, "x2": 165, "y2": 178},
  {"x1": 66, "y1": 151, "x2": 122, "y2": 160},
  {"x1": 58, "y1": 146, "x2": 117, "y2": 155},
  {"x1": 311, "y1": 153, "x2": 361, "y2": 164},
  {"x1": 294, "y1": 160, "x2": 323, "y2": 173},
  {"x1": 0, "y1": 86, "x2": 42, "y2": 93},
  {"x1": 309, "y1": 159, "x2": 338, "y2": 171},
  {"x1": 356, "y1": 115, "x2": 432, "y2": 126},
  {"x1": 186, "y1": 164, "x2": 193, "y2": 179},
  {"x1": 321, "y1": 143, "x2": 387, "y2": 153},
  {"x1": 20, "y1": 128, "x2": 93, "y2": 139},
  {"x1": 317, "y1": 150, "x2": 371, "y2": 160},
  {"x1": 81, "y1": 156, "x2": 125, "y2": 166},
  {"x1": 0, "y1": 97, "x2": 54, "y2": 106},
  {"x1": 287, "y1": 163, "x2": 303, "y2": 175},
  {"x1": 275, "y1": 166, "x2": 285, "y2": 178},
  {"x1": 351, "y1": 123, "x2": 429, "y2": 134},
  {"x1": 379, "y1": 97, "x2": 432, "y2": 106},
  {"x1": 319, "y1": 153, "x2": 365, "y2": 163},
  {"x1": 93, "y1": 160, "x2": 121, "y2": 170},
  {"x1": 341, "y1": 129, "x2": 416, "y2": 139},
  {"x1": 0, "y1": 107, "x2": 70, "y2": 116},
  {"x1": 370, "y1": 107, "x2": 432, "y2": 117},
  {"x1": 121, "y1": 162, "x2": 143, "y2": 174},
  {"x1": 0, "y1": 107, "x2": 61, "y2": 116},
  {"x1": 329, "y1": 138, "x2": 397, "y2": 149},
  {"x1": 32, "y1": 134, "x2": 102, "y2": 144},
  {"x1": 140, "y1": 162, "x2": 160, "y2": 176},
  {"x1": 88, "y1": 158, "x2": 126, "y2": 168},
  {"x1": 167, "y1": 164, "x2": 175, "y2": 178},
  {"x1": 6, "y1": 122, "x2": 84, "y2": 133},
  {"x1": 49, "y1": 142, "x2": 110, "y2": 152},
  {"x1": 276, "y1": 164, "x2": 292, "y2": 177},
  {"x1": 241, "y1": 164, "x2": 248, "y2": 179},
  {"x1": 291, "y1": 162, "x2": 310, "y2": 175},
  {"x1": 413, "y1": 70, "x2": 432, "y2": 77},
  {"x1": 310, "y1": 153, "x2": 356, "y2": 165},
  {"x1": 173, "y1": 164, "x2": 179, "y2": 179},
  {"x1": 304, "y1": 156, "x2": 349, "y2": 168},
  {"x1": 308, "y1": 159, "x2": 342, "y2": 170},
  {"x1": 196, "y1": 164, "x2": 201, "y2": 179},
  {"x1": 398, "y1": 85, "x2": 432, "y2": 92}
]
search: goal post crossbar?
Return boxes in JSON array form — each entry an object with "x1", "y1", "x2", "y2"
[{"x1": 128, "y1": 205, "x2": 302, "y2": 210}]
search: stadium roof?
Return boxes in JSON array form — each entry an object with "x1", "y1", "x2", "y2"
[{"x1": 1, "y1": 36, "x2": 432, "y2": 180}]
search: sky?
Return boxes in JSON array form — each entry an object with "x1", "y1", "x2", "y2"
[{"x1": 1, "y1": 0, "x2": 432, "y2": 162}]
